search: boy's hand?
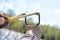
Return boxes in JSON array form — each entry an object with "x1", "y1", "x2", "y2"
[
  {"x1": 0, "y1": 13, "x2": 9, "y2": 29},
  {"x1": 0, "y1": 17, "x2": 5, "y2": 25}
]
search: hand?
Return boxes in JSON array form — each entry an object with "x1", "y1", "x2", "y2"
[
  {"x1": 0, "y1": 17, "x2": 5, "y2": 25},
  {"x1": 0, "y1": 13, "x2": 9, "y2": 29}
]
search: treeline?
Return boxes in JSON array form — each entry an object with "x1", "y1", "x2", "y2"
[{"x1": 41, "y1": 25, "x2": 60, "y2": 40}]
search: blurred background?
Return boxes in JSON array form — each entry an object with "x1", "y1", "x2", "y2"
[{"x1": 0, "y1": 0, "x2": 60, "y2": 40}]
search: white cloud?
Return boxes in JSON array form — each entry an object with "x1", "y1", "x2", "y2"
[
  {"x1": 3, "y1": 3, "x2": 13, "y2": 9},
  {"x1": 26, "y1": 2, "x2": 40, "y2": 13},
  {"x1": 46, "y1": 20, "x2": 57, "y2": 26},
  {"x1": 0, "y1": 5, "x2": 4, "y2": 10},
  {"x1": 14, "y1": 2, "x2": 41, "y2": 15},
  {"x1": 0, "y1": 2, "x2": 13, "y2": 12},
  {"x1": 40, "y1": 20, "x2": 45, "y2": 25},
  {"x1": 40, "y1": 19, "x2": 59, "y2": 26},
  {"x1": 53, "y1": 9, "x2": 60, "y2": 14}
]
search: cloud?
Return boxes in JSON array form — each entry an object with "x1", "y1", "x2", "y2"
[
  {"x1": 46, "y1": 20, "x2": 57, "y2": 26},
  {"x1": 0, "y1": 2, "x2": 13, "y2": 12},
  {"x1": 53, "y1": 9, "x2": 60, "y2": 14},
  {"x1": 40, "y1": 20, "x2": 45, "y2": 25},
  {"x1": 13, "y1": 1, "x2": 41, "y2": 15},
  {"x1": 27, "y1": 2, "x2": 40, "y2": 13},
  {"x1": 52, "y1": 8, "x2": 60, "y2": 19},
  {"x1": 3, "y1": 3, "x2": 13, "y2": 9},
  {"x1": 0, "y1": 5, "x2": 4, "y2": 10}
]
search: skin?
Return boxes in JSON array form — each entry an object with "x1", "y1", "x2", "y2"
[
  {"x1": 0, "y1": 13, "x2": 8, "y2": 28},
  {"x1": 0, "y1": 17, "x2": 5, "y2": 25}
]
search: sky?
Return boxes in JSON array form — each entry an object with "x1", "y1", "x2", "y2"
[{"x1": 0, "y1": 0, "x2": 60, "y2": 28}]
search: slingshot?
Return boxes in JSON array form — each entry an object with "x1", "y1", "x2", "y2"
[{"x1": 0, "y1": 12, "x2": 40, "y2": 29}]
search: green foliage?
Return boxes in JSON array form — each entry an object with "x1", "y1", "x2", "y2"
[
  {"x1": 41, "y1": 25, "x2": 60, "y2": 40},
  {"x1": 7, "y1": 19, "x2": 26, "y2": 33}
]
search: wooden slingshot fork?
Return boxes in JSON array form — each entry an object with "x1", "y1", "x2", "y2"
[{"x1": 0, "y1": 12, "x2": 40, "y2": 29}]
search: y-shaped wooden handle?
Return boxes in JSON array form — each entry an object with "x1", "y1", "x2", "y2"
[{"x1": 8, "y1": 12, "x2": 40, "y2": 22}]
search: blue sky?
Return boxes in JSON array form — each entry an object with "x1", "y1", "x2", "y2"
[{"x1": 0, "y1": 0, "x2": 60, "y2": 28}]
